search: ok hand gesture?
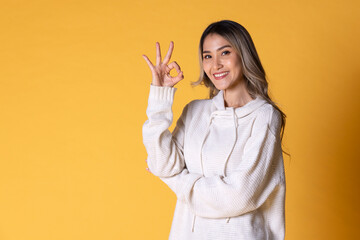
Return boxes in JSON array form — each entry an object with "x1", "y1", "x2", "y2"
[{"x1": 142, "y1": 41, "x2": 184, "y2": 87}]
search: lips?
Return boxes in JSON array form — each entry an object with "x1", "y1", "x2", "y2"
[{"x1": 213, "y1": 71, "x2": 229, "y2": 80}]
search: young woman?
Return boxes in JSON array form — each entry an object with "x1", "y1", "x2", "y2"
[{"x1": 142, "y1": 20, "x2": 287, "y2": 240}]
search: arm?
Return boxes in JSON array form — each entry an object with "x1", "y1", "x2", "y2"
[
  {"x1": 160, "y1": 113, "x2": 285, "y2": 218},
  {"x1": 142, "y1": 85, "x2": 188, "y2": 177},
  {"x1": 142, "y1": 41, "x2": 186, "y2": 177}
]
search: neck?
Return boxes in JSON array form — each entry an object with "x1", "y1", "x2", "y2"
[{"x1": 223, "y1": 80, "x2": 254, "y2": 108}]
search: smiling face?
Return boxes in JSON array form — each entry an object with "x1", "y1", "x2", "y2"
[{"x1": 202, "y1": 33, "x2": 244, "y2": 91}]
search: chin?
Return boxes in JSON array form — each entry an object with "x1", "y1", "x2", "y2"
[
  {"x1": 213, "y1": 83, "x2": 230, "y2": 91},
  {"x1": 215, "y1": 87, "x2": 226, "y2": 91},
  {"x1": 210, "y1": 79, "x2": 234, "y2": 91}
]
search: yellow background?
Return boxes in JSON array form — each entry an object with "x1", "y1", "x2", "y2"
[{"x1": 1, "y1": 0, "x2": 359, "y2": 239}]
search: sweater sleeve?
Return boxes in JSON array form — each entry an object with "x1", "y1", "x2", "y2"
[
  {"x1": 160, "y1": 117, "x2": 285, "y2": 218},
  {"x1": 142, "y1": 84, "x2": 187, "y2": 177}
]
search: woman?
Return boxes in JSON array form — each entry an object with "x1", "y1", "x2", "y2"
[{"x1": 142, "y1": 20, "x2": 287, "y2": 240}]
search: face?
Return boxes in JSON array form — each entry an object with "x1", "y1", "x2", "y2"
[{"x1": 202, "y1": 33, "x2": 244, "y2": 91}]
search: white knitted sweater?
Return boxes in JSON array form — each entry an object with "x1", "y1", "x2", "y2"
[{"x1": 142, "y1": 85, "x2": 286, "y2": 240}]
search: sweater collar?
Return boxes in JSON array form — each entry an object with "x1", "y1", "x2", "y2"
[{"x1": 212, "y1": 90, "x2": 268, "y2": 117}]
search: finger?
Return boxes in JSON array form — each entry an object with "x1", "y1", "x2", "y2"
[
  {"x1": 171, "y1": 71, "x2": 184, "y2": 85},
  {"x1": 156, "y1": 42, "x2": 161, "y2": 66},
  {"x1": 142, "y1": 55, "x2": 155, "y2": 71},
  {"x1": 167, "y1": 61, "x2": 181, "y2": 74},
  {"x1": 163, "y1": 41, "x2": 174, "y2": 64}
]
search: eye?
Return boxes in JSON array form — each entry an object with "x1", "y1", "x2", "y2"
[
  {"x1": 203, "y1": 55, "x2": 211, "y2": 59},
  {"x1": 222, "y1": 50, "x2": 230, "y2": 56}
]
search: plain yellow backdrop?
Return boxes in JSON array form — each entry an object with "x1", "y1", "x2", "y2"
[{"x1": 1, "y1": 0, "x2": 359, "y2": 239}]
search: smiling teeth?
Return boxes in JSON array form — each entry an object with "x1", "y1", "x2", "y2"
[{"x1": 214, "y1": 72, "x2": 229, "y2": 77}]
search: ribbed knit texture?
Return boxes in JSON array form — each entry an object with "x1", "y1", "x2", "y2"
[{"x1": 142, "y1": 85, "x2": 286, "y2": 240}]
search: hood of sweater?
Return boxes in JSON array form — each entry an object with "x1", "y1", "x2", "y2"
[{"x1": 212, "y1": 90, "x2": 268, "y2": 117}]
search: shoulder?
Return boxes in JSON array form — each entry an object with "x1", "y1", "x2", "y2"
[
  {"x1": 187, "y1": 98, "x2": 212, "y2": 108},
  {"x1": 183, "y1": 98, "x2": 212, "y2": 114},
  {"x1": 254, "y1": 102, "x2": 282, "y2": 138},
  {"x1": 178, "y1": 98, "x2": 212, "y2": 125}
]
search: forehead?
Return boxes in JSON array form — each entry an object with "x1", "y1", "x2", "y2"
[{"x1": 203, "y1": 33, "x2": 232, "y2": 51}]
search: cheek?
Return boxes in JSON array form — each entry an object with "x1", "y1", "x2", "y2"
[
  {"x1": 202, "y1": 63, "x2": 211, "y2": 75},
  {"x1": 234, "y1": 57, "x2": 242, "y2": 71},
  {"x1": 227, "y1": 58, "x2": 241, "y2": 74},
  {"x1": 224, "y1": 58, "x2": 235, "y2": 68}
]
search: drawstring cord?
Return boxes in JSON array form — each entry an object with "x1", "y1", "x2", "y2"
[
  {"x1": 192, "y1": 115, "x2": 214, "y2": 232},
  {"x1": 200, "y1": 114, "x2": 215, "y2": 177},
  {"x1": 222, "y1": 108, "x2": 238, "y2": 177},
  {"x1": 191, "y1": 213, "x2": 196, "y2": 232},
  {"x1": 192, "y1": 109, "x2": 238, "y2": 231},
  {"x1": 223, "y1": 109, "x2": 238, "y2": 224}
]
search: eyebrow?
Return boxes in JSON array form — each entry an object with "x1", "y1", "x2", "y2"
[{"x1": 203, "y1": 45, "x2": 232, "y2": 54}]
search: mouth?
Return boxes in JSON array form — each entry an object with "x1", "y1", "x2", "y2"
[{"x1": 213, "y1": 71, "x2": 229, "y2": 80}]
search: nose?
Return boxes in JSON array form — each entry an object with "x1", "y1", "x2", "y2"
[{"x1": 212, "y1": 56, "x2": 223, "y2": 70}]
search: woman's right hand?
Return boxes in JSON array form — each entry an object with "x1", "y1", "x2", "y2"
[{"x1": 142, "y1": 41, "x2": 184, "y2": 87}]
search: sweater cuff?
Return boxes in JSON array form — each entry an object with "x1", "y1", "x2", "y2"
[{"x1": 149, "y1": 84, "x2": 177, "y2": 103}]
